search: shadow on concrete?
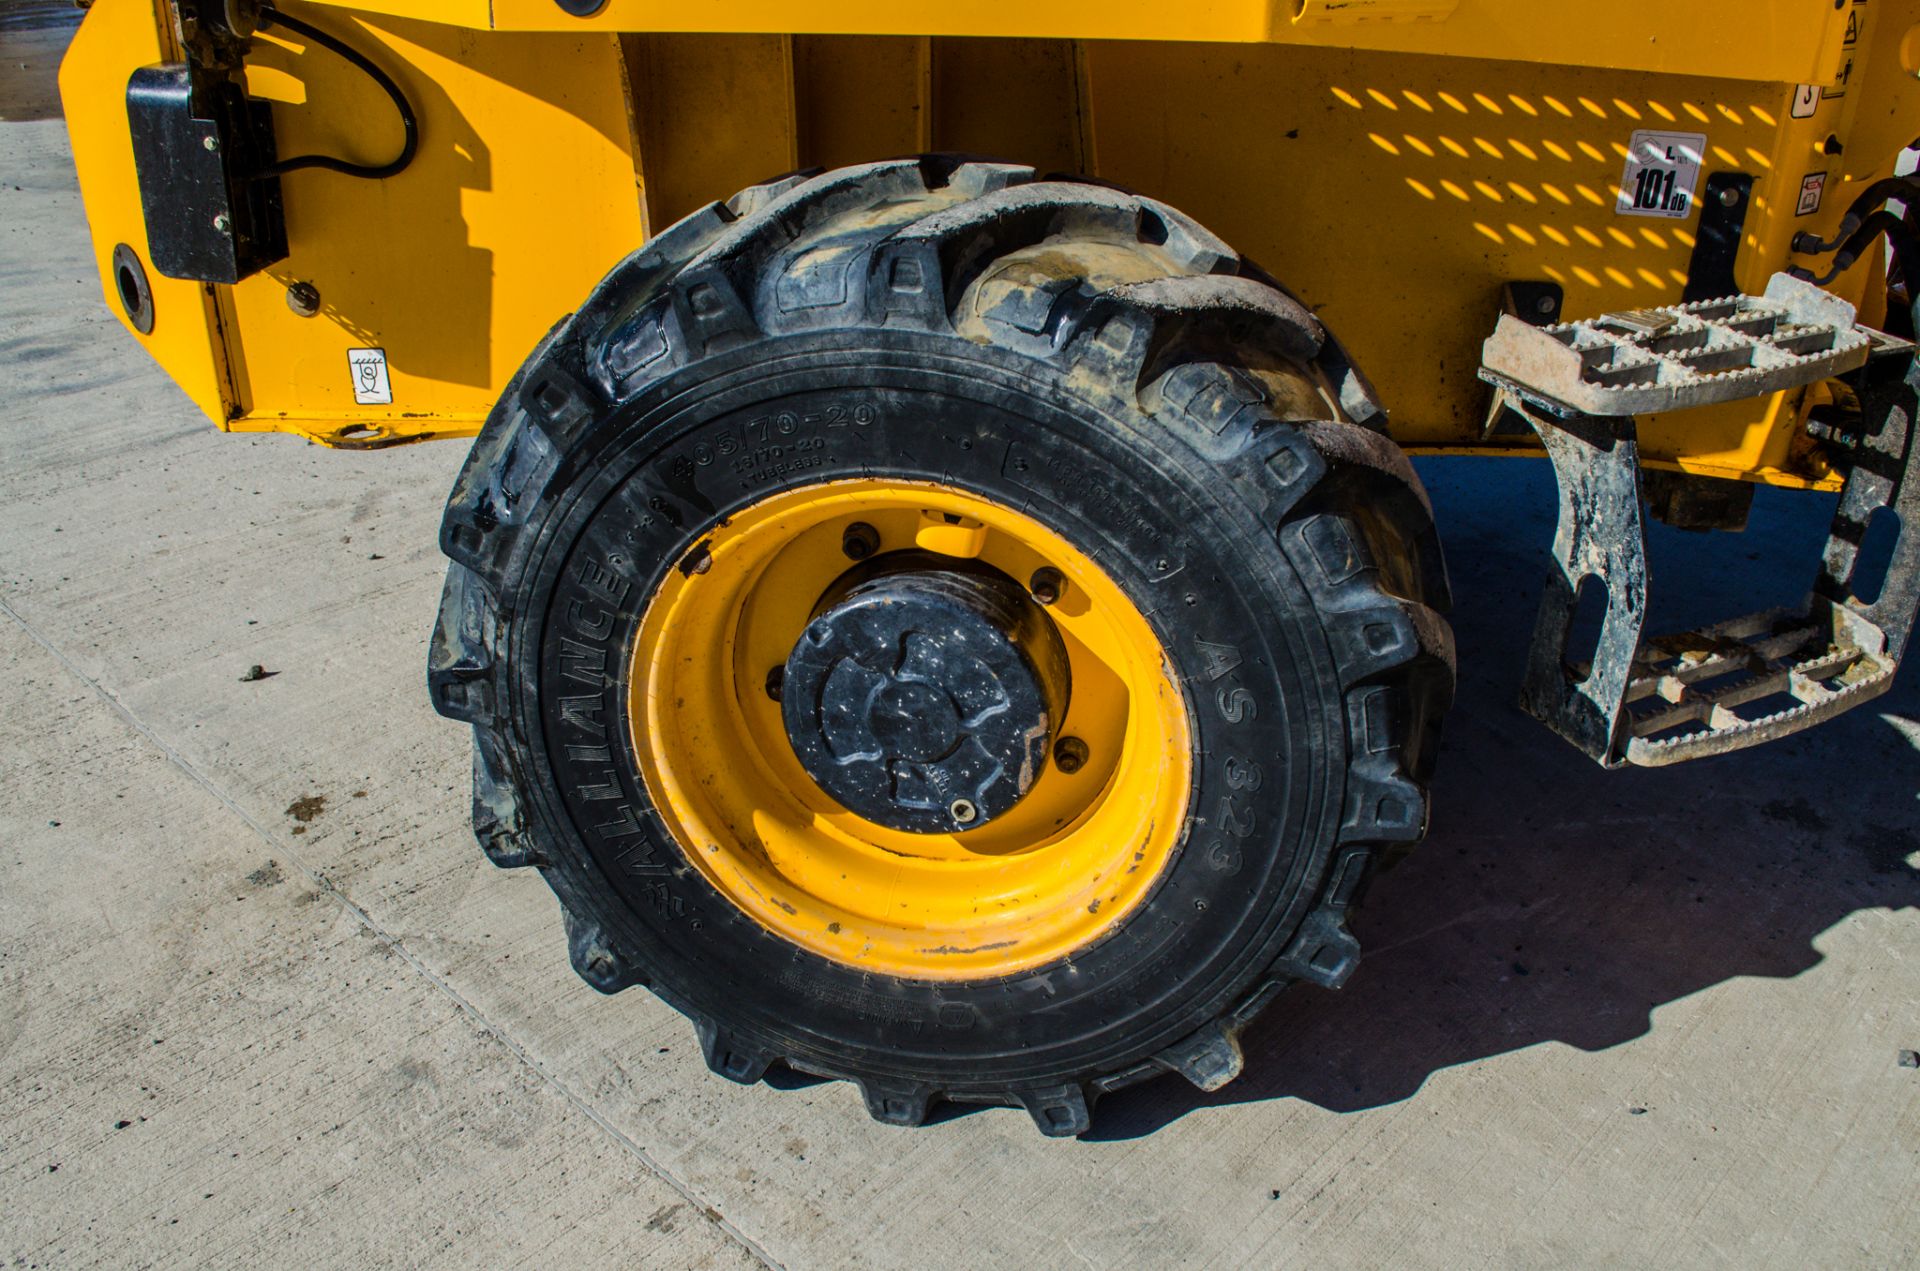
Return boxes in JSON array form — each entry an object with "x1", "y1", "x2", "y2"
[{"x1": 1087, "y1": 455, "x2": 1920, "y2": 1139}]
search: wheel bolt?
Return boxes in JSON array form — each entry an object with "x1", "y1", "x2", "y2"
[
  {"x1": 1053, "y1": 736, "x2": 1088, "y2": 774},
  {"x1": 764, "y1": 665, "x2": 784, "y2": 702},
  {"x1": 949, "y1": 798, "x2": 978, "y2": 825},
  {"x1": 842, "y1": 521, "x2": 880, "y2": 560},
  {"x1": 1030, "y1": 567, "x2": 1066, "y2": 606}
]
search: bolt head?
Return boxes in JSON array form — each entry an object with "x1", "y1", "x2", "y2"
[
  {"x1": 211, "y1": 213, "x2": 231, "y2": 234},
  {"x1": 1053, "y1": 736, "x2": 1088, "y2": 774},
  {"x1": 949, "y1": 798, "x2": 978, "y2": 825},
  {"x1": 1029, "y1": 567, "x2": 1066, "y2": 606},
  {"x1": 285, "y1": 282, "x2": 321, "y2": 318},
  {"x1": 202, "y1": 135, "x2": 219, "y2": 152},
  {"x1": 1718, "y1": 186, "x2": 1741, "y2": 208},
  {"x1": 841, "y1": 521, "x2": 880, "y2": 561}
]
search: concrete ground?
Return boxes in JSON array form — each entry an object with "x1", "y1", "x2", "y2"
[{"x1": 3, "y1": 21, "x2": 1917, "y2": 1268}]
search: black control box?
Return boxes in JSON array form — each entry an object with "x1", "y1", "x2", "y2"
[{"x1": 127, "y1": 63, "x2": 287, "y2": 285}]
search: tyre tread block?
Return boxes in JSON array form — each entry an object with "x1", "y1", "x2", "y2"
[
  {"x1": 858, "y1": 1079, "x2": 937, "y2": 1128},
  {"x1": 565, "y1": 909, "x2": 646, "y2": 995},
  {"x1": 723, "y1": 169, "x2": 820, "y2": 220},
  {"x1": 1105, "y1": 274, "x2": 1324, "y2": 364},
  {"x1": 1274, "y1": 883, "x2": 1368, "y2": 991},
  {"x1": 1151, "y1": 1019, "x2": 1247, "y2": 1093},
  {"x1": 883, "y1": 182, "x2": 1153, "y2": 322},
  {"x1": 572, "y1": 201, "x2": 739, "y2": 368},
  {"x1": 427, "y1": 562, "x2": 496, "y2": 723},
  {"x1": 695, "y1": 1018, "x2": 775, "y2": 1085},
  {"x1": 1017, "y1": 1084, "x2": 1094, "y2": 1138},
  {"x1": 472, "y1": 729, "x2": 539, "y2": 869},
  {"x1": 438, "y1": 316, "x2": 574, "y2": 588}
]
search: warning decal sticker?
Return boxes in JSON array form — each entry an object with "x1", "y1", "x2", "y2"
[
  {"x1": 1617, "y1": 130, "x2": 1707, "y2": 220},
  {"x1": 347, "y1": 347, "x2": 393, "y2": 406},
  {"x1": 1798, "y1": 173, "x2": 1828, "y2": 218}
]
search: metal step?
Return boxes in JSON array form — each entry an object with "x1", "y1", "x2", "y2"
[
  {"x1": 1480, "y1": 272, "x2": 1920, "y2": 768},
  {"x1": 1613, "y1": 604, "x2": 1896, "y2": 766},
  {"x1": 1481, "y1": 273, "x2": 1875, "y2": 418}
]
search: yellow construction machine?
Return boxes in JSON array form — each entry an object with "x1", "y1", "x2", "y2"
[{"x1": 58, "y1": 0, "x2": 1920, "y2": 1135}]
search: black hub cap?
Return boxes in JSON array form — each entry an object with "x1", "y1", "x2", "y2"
[{"x1": 781, "y1": 554, "x2": 1070, "y2": 833}]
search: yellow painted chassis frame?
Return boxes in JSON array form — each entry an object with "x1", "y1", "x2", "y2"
[{"x1": 59, "y1": 0, "x2": 1920, "y2": 488}]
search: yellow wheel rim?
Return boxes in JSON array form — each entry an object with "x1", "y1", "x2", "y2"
[{"x1": 628, "y1": 479, "x2": 1193, "y2": 981}]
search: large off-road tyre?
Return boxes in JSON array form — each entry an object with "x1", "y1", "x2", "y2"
[{"x1": 428, "y1": 157, "x2": 1454, "y2": 1137}]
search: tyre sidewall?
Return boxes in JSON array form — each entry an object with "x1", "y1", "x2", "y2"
[{"x1": 510, "y1": 329, "x2": 1348, "y2": 1091}]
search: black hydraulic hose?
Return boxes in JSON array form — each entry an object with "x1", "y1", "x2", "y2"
[
  {"x1": 1792, "y1": 209, "x2": 1920, "y2": 286},
  {"x1": 251, "y1": 6, "x2": 418, "y2": 180}
]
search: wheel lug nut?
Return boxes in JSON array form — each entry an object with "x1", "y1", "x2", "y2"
[
  {"x1": 842, "y1": 521, "x2": 880, "y2": 560},
  {"x1": 764, "y1": 665, "x2": 784, "y2": 702},
  {"x1": 1053, "y1": 736, "x2": 1088, "y2": 774},
  {"x1": 948, "y1": 798, "x2": 978, "y2": 825},
  {"x1": 1030, "y1": 567, "x2": 1065, "y2": 605}
]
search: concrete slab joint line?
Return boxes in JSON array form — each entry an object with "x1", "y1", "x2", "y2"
[{"x1": 0, "y1": 591, "x2": 786, "y2": 1271}]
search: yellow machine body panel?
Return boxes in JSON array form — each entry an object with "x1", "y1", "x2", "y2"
[
  {"x1": 58, "y1": 0, "x2": 1920, "y2": 481},
  {"x1": 1078, "y1": 33, "x2": 1905, "y2": 485},
  {"x1": 303, "y1": 0, "x2": 1854, "y2": 87},
  {"x1": 63, "y1": 0, "x2": 648, "y2": 444}
]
